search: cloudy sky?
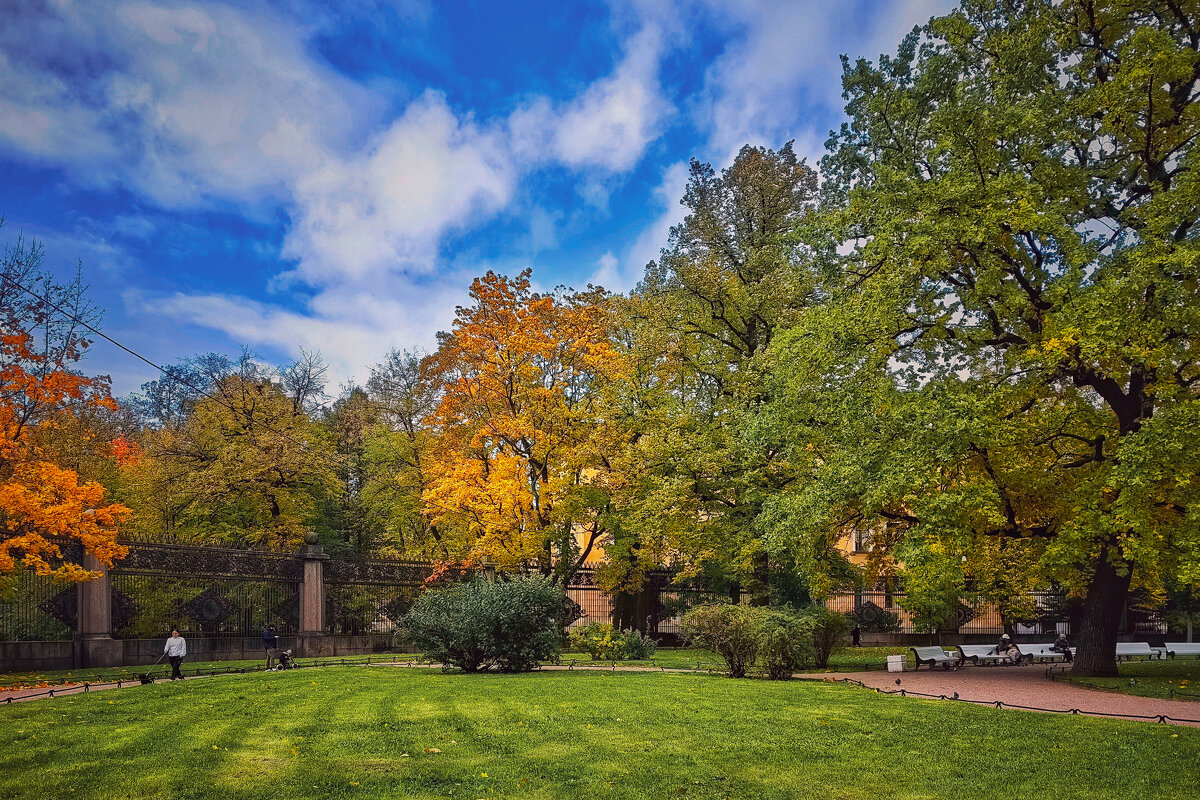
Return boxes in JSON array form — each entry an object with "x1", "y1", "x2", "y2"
[{"x1": 0, "y1": 0, "x2": 953, "y2": 395}]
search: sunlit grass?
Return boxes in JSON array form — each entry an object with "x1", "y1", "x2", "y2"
[
  {"x1": 1061, "y1": 657, "x2": 1200, "y2": 702},
  {"x1": 1, "y1": 666, "x2": 1197, "y2": 799},
  {"x1": 0, "y1": 646, "x2": 909, "y2": 690}
]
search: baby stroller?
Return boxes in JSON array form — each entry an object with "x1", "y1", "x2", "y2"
[{"x1": 276, "y1": 649, "x2": 296, "y2": 670}]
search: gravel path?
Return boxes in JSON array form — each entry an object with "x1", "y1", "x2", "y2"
[{"x1": 799, "y1": 665, "x2": 1200, "y2": 727}]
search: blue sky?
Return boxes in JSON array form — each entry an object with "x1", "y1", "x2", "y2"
[{"x1": 0, "y1": 0, "x2": 953, "y2": 395}]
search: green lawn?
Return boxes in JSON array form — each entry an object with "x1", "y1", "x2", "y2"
[
  {"x1": 0, "y1": 647, "x2": 907, "y2": 689},
  {"x1": 1062, "y1": 656, "x2": 1200, "y2": 702},
  {"x1": 1, "y1": 667, "x2": 1197, "y2": 799}
]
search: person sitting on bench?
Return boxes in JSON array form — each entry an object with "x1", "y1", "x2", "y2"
[
  {"x1": 1051, "y1": 632, "x2": 1073, "y2": 663},
  {"x1": 996, "y1": 633, "x2": 1022, "y2": 664}
]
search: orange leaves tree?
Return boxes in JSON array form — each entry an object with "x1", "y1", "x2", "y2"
[
  {"x1": 421, "y1": 270, "x2": 622, "y2": 586},
  {"x1": 0, "y1": 232, "x2": 129, "y2": 584}
]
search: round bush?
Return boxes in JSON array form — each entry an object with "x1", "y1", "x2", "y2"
[{"x1": 404, "y1": 576, "x2": 565, "y2": 672}]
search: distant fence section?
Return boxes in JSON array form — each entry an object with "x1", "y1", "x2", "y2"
[
  {"x1": 4, "y1": 541, "x2": 1175, "y2": 670},
  {"x1": 824, "y1": 590, "x2": 1168, "y2": 637}
]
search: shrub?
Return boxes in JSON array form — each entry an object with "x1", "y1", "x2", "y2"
[
  {"x1": 805, "y1": 604, "x2": 851, "y2": 669},
  {"x1": 569, "y1": 622, "x2": 658, "y2": 660},
  {"x1": 755, "y1": 608, "x2": 814, "y2": 680},
  {"x1": 681, "y1": 604, "x2": 760, "y2": 678},
  {"x1": 404, "y1": 576, "x2": 565, "y2": 672}
]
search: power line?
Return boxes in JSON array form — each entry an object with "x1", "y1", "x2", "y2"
[{"x1": 1, "y1": 273, "x2": 358, "y2": 471}]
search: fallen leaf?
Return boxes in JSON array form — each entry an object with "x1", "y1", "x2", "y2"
[{"x1": 424, "y1": 748, "x2": 442, "y2": 753}]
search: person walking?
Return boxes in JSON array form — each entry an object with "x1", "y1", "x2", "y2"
[
  {"x1": 164, "y1": 628, "x2": 187, "y2": 680},
  {"x1": 263, "y1": 624, "x2": 278, "y2": 669}
]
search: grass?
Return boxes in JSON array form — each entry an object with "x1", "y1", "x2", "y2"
[
  {"x1": 1061, "y1": 656, "x2": 1200, "y2": 702},
  {"x1": 1, "y1": 666, "x2": 1197, "y2": 799},
  {"x1": 0, "y1": 646, "x2": 909, "y2": 690},
  {"x1": 0, "y1": 653, "x2": 423, "y2": 690}
]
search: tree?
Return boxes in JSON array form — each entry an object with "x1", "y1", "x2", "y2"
[
  {"x1": 359, "y1": 349, "x2": 442, "y2": 558},
  {"x1": 420, "y1": 270, "x2": 620, "y2": 585},
  {"x1": 768, "y1": 0, "x2": 1200, "y2": 675},
  {"x1": 122, "y1": 360, "x2": 336, "y2": 549},
  {"x1": 620, "y1": 143, "x2": 821, "y2": 602},
  {"x1": 0, "y1": 230, "x2": 129, "y2": 583}
]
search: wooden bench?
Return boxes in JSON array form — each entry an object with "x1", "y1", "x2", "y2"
[
  {"x1": 1115, "y1": 642, "x2": 1162, "y2": 661},
  {"x1": 957, "y1": 644, "x2": 1006, "y2": 665},
  {"x1": 1163, "y1": 642, "x2": 1200, "y2": 659},
  {"x1": 911, "y1": 646, "x2": 961, "y2": 670}
]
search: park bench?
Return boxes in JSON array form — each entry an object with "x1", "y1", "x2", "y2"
[
  {"x1": 1163, "y1": 642, "x2": 1200, "y2": 659},
  {"x1": 1021, "y1": 643, "x2": 1070, "y2": 663},
  {"x1": 957, "y1": 644, "x2": 1006, "y2": 666},
  {"x1": 1115, "y1": 642, "x2": 1162, "y2": 661},
  {"x1": 911, "y1": 646, "x2": 961, "y2": 670}
]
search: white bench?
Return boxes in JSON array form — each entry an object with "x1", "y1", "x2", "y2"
[
  {"x1": 1022, "y1": 643, "x2": 1070, "y2": 662},
  {"x1": 1116, "y1": 642, "x2": 1162, "y2": 660},
  {"x1": 957, "y1": 644, "x2": 1006, "y2": 665},
  {"x1": 1164, "y1": 642, "x2": 1200, "y2": 659},
  {"x1": 911, "y1": 646, "x2": 961, "y2": 670}
]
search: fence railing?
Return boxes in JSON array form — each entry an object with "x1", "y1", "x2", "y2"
[{"x1": 4, "y1": 542, "x2": 1174, "y2": 643}]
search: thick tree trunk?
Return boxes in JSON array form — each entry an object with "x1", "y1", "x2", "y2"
[{"x1": 1070, "y1": 547, "x2": 1133, "y2": 677}]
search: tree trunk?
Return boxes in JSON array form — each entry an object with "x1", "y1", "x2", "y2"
[{"x1": 1071, "y1": 547, "x2": 1134, "y2": 677}]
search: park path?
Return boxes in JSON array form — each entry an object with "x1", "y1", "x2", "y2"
[
  {"x1": 798, "y1": 665, "x2": 1200, "y2": 727},
  {"x1": 5, "y1": 661, "x2": 1200, "y2": 727}
]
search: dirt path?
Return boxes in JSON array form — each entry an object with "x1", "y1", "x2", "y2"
[{"x1": 799, "y1": 665, "x2": 1200, "y2": 727}]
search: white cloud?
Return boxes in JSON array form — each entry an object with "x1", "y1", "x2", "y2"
[
  {"x1": 682, "y1": 0, "x2": 955, "y2": 162},
  {"x1": 124, "y1": 269, "x2": 471, "y2": 387},
  {"x1": 508, "y1": 26, "x2": 670, "y2": 176},
  {"x1": 281, "y1": 92, "x2": 516, "y2": 283}
]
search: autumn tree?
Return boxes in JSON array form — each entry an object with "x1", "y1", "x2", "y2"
[
  {"x1": 767, "y1": 0, "x2": 1200, "y2": 675},
  {"x1": 122, "y1": 354, "x2": 336, "y2": 549},
  {"x1": 421, "y1": 270, "x2": 621, "y2": 585},
  {"x1": 620, "y1": 143, "x2": 821, "y2": 603},
  {"x1": 0, "y1": 229, "x2": 129, "y2": 583}
]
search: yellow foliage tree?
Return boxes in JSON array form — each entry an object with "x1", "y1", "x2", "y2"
[{"x1": 421, "y1": 270, "x2": 621, "y2": 584}]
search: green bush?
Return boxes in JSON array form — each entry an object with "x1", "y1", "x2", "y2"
[
  {"x1": 805, "y1": 604, "x2": 851, "y2": 669},
  {"x1": 681, "y1": 604, "x2": 761, "y2": 678},
  {"x1": 404, "y1": 577, "x2": 565, "y2": 673},
  {"x1": 755, "y1": 608, "x2": 814, "y2": 680},
  {"x1": 683, "y1": 603, "x2": 849, "y2": 678},
  {"x1": 568, "y1": 623, "x2": 658, "y2": 660}
]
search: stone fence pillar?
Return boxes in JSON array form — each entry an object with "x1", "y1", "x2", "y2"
[
  {"x1": 299, "y1": 533, "x2": 329, "y2": 657},
  {"x1": 76, "y1": 553, "x2": 122, "y2": 667}
]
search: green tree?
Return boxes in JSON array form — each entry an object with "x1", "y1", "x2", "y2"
[
  {"x1": 767, "y1": 0, "x2": 1200, "y2": 675},
  {"x1": 619, "y1": 143, "x2": 822, "y2": 602},
  {"x1": 123, "y1": 360, "x2": 337, "y2": 549}
]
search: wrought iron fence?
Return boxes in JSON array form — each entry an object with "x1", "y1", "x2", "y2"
[
  {"x1": 0, "y1": 568, "x2": 76, "y2": 641},
  {"x1": 109, "y1": 541, "x2": 304, "y2": 639},
  {"x1": 324, "y1": 557, "x2": 431, "y2": 636}
]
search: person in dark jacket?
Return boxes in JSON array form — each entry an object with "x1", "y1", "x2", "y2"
[
  {"x1": 996, "y1": 633, "x2": 1022, "y2": 664},
  {"x1": 1052, "y1": 632, "x2": 1073, "y2": 663},
  {"x1": 262, "y1": 624, "x2": 278, "y2": 669}
]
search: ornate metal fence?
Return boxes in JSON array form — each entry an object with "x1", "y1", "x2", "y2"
[
  {"x1": 0, "y1": 568, "x2": 77, "y2": 641},
  {"x1": 566, "y1": 569, "x2": 714, "y2": 639},
  {"x1": 109, "y1": 542, "x2": 303, "y2": 639},
  {"x1": 323, "y1": 557, "x2": 432, "y2": 636}
]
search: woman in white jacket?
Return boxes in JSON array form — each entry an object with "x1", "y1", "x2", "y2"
[{"x1": 164, "y1": 629, "x2": 187, "y2": 680}]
